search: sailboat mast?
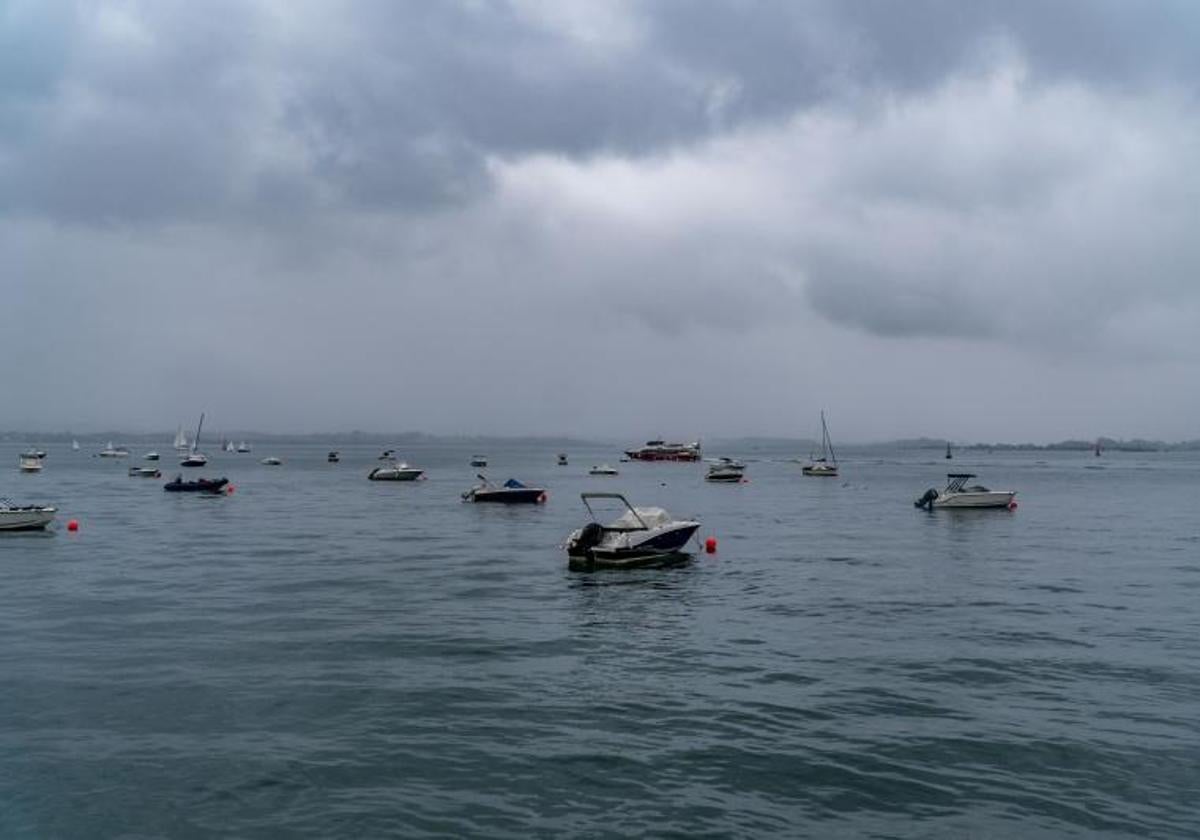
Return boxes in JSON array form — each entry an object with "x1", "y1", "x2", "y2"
[
  {"x1": 822, "y1": 410, "x2": 837, "y2": 464},
  {"x1": 193, "y1": 413, "x2": 205, "y2": 452}
]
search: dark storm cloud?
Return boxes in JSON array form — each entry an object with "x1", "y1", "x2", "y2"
[
  {"x1": 5, "y1": 1, "x2": 1197, "y2": 226},
  {"x1": 4, "y1": 1, "x2": 1200, "y2": 439}
]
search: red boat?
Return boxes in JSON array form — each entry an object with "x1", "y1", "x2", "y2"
[{"x1": 624, "y1": 440, "x2": 702, "y2": 462}]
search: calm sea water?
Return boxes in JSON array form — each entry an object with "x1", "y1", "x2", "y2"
[{"x1": 1, "y1": 441, "x2": 1197, "y2": 838}]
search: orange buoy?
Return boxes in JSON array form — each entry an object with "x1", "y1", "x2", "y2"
[
  {"x1": 538, "y1": 492, "x2": 548, "y2": 503},
  {"x1": 67, "y1": 519, "x2": 79, "y2": 532},
  {"x1": 226, "y1": 484, "x2": 236, "y2": 495},
  {"x1": 705, "y1": 536, "x2": 717, "y2": 554}
]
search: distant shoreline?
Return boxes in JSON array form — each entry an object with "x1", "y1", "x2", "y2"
[{"x1": 2, "y1": 432, "x2": 1197, "y2": 452}]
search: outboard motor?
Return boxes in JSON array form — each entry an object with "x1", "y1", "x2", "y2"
[
  {"x1": 915, "y1": 488, "x2": 939, "y2": 510},
  {"x1": 573, "y1": 522, "x2": 605, "y2": 553}
]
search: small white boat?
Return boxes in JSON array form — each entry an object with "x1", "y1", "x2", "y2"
[
  {"x1": 144, "y1": 452, "x2": 160, "y2": 461},
  {"x1": 470, "y1": 455, "x2": 488, "y2": 468},
  {"x1": 260, "y1": 456, "x2": 282, "y2": 466},
  {"x1": 589, "y1": 464, "x2": 618, "y2": 476},
  {"x1": 0, "y1": 501, "x2": 56, "y2": 531},
  {"x1": 557, "y1": 453, "x2": 568, "y2": 466},
  {"x1": 237, "y1": 441, "x2": 251, "y2": 453},
  {"x1": 915, "y1": 474, "x2": 1017, "y2": 510},
  {"x1": 368, "y1": 460, "x2": 425, "y2": 481},
  {"x1": 802, "y1": 411, "x2": 839, "y2": 477},
  {"x1": 71, "y1": 440, "x2": 80, "y2": 452},
  {"x1": 565, "y1": 492, "x2": 700, "y2": 570},
  {"x1": 327, "y1": 451, "x2": 340, "y2": 463},
  {"x1": 18, "y1": 454, "x2": 43, "y2": 473},
  {"x1": 705, "y1": 457, "x2": 745, "y2": 483},
  {"x1": 129, "y1": 466, "x2": 161, "y2": 478},
  {"x1": 180, "y1": 413, "x2": 208, "y2": 467},
  {"x1": 224, "y1": 440, "x2": 236, "y2": 453},
  {"x1": 98, "y1": 441, "x2": 130, "y2": 458}
]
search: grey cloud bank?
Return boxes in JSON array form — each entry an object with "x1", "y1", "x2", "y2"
[{"x1": 3, "y1": 1, "x2": 1199, "y2": 442}]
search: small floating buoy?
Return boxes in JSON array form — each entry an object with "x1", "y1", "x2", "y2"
[
  {"x1": 538, "y1": 492, "x2": 548, "y2": 504},
  {"x1": 67, "y1": 519, "x2": 79, "y2": 532},
  {"x1": 1008, "y1": 500, "x2": 1018, "y2": 510},
  {"x1": 705, "y1": 536, "x2": 717, "y2": 554},
  {"x1": 226, "y1": 484, "x2": 236, "y2": 495}
]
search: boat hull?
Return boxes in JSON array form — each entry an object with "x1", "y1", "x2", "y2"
[
  {"x1": 466, "y1": 488, "x2": 546, "y2": 504},
  {"x1": 163, "y1": 477, "x2": 228, "y2": 494},
  {"x1": 368, "y1": 468, "x2": 424, "y2": 481},
  {"x1": 705, "y1": 470, "x2": 744, "y2": 483},
  {"x1": 0, "y1": 507, "x2": 56, "y2": 530},
  {"x1": 932, "y1": 491, "x2": 1016, "y2": 509},
  {"x1": 624, "y1": 450, "x2": 701, "y2": 462},
  {"x1": 801, "y1": 465, "x2": 838, "y2": 477}
]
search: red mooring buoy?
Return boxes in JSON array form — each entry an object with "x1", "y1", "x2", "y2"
[
  {"x1": 67, "y1": 519, "x2": 79, "y2": 532},
  {"x1": 705, "y1": 536, "x2": 717, "y2": 554}
]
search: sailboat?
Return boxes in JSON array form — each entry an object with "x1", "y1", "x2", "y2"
[
  {"x1": 180, "y1": 413, "x2": 208, "y2": 467},
  {"x1": 802, "y1": 411, "x2": 839, "y2": 477},
  {"x1": 173, "y1": 425, "x2": 190, "y2": 452},
  {"x1": 71, "y1": 440, "x2": 80, "y2": 452},
  {"x1": 1094, "y1": 439, "x2": 1102, "y2": 457},
  {"x1": 945, "y1": 442, "x2": 953, "y2": 460},
  {"x1": 224, "y1": 440, "x2": 236, "y2": 453}
]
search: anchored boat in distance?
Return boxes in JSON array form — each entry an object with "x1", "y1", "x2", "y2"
[{"x1": 624, "y1": 439, "x2": 702, "y2": 462}]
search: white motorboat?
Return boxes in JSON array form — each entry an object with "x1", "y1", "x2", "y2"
[
  {"x1": 144, "y1": 452, "x2": 160, "y2": 461},
  {"x1": 802, "y1": 410, "x2": 838, "y2": 477},
  {"x1": 470, "y1": 455, "x2": 488, "y2": 467},
  {"x1": 71, "y1": 440, "x2": 80, "y2": 452},
  {"x1": 237, "y1": 441, "x2": 251, "y2": 453},
  {"x1": 0, "y1": 501, "x2": 56, "y2": 531},
  {"x1": 705, "y1": 457, "x2": 745, "y2": 483},
  {"x1": 98, "y1": 441, "x2": 130, "y2": 458},
  {"x1": 915, "y1": 473, "x2": 1017, "y2": 510},
  {"x1": 18, "y1": 454, "x2": 43, "y2": 473},
  {"x1": 129, "y1": 466, "x2": 161, "y2": 478},
  {"x1": 565, "y1": 492, "x2": 701, "y2": 570},
  {"x1": 260, "y1": 456, "x2": 282, "y2": 466},
  {"x1": 181, "y1": 413, "x2": 208, "y2": 467},
  {"x1": 589, "y1": 464, "x2": 618, "y2": 476},
  {"x1": 368, "y1": 460, "x2": 425, "y2": 481}
]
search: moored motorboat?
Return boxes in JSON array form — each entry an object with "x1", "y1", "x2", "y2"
[
  {"x1": 589, "y1": 464, "x2": 618, "y2": 476},
  {"x1": 564, "y1": 492, "x2": 700, "y2": 570},
  {"x1": 163, "y1": 475, "x2": 229, "y2": 494},
  {"x1": 18, "y1": 454, "x2": 43, "y2": 473},
  {"x1": 368, "y1": 460, "x2": 425, "y2": 481},
  {"x1": 915, "y1": 473, "x2": 1017, "y2": 510},
  {"x1": 557, "y1": 453, "x2": 568, "y2": 466},
  {"x1": 260, "y1": 456, "x2": 282, "y2": 466},
  {"x1": 129, "y1": 466, "x2": 161, "y2": 478},
  {"x1": 705, "y1": 457, "x2": 745, "y2": 483},
  {"x1": 462, "y1": 475, "x2": 546, "y2": 504},
  {"x1": 144, "y1": 451, "x2": 160, "y2": 461},
  {"x1": 624, "y1": 439, "x2": 701, "y2": 462},
  {"x1": 470, "y1": 455, "x2": 488, "y2": 468},
  {"x1": 237, "y1": 441, "x2": 251, "y2": 453},
  {"x1": 327, "y1": 451, "x2": 340, "y2": 463},
  {"x1": 97, "y1": 441, "x2": 130, "y2": 458},
  {"x1": 0, "y1": 501, "x2": 56, "y2": 530}
]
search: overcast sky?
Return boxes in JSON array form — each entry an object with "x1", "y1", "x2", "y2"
[{"x1": 3, "y1": 1, "x2": 1199, "y2": 441}]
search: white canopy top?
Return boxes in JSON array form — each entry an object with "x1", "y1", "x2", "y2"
[{"x1": 610, "y1": 507, "x2": 673, "y2": 529}]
